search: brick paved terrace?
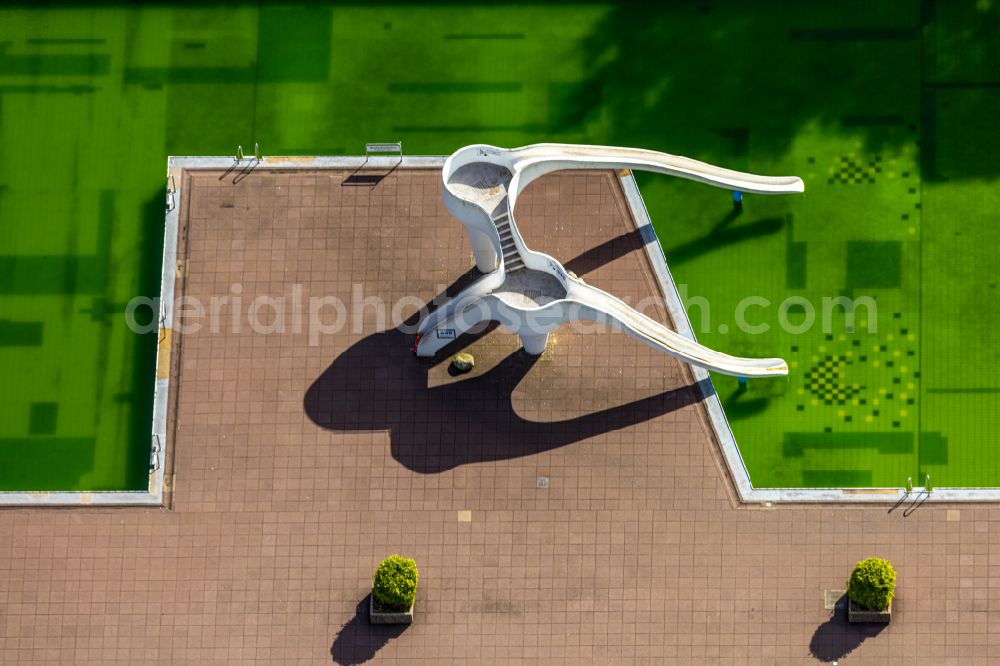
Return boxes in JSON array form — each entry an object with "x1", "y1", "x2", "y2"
[{"x1": 1, "y1": 166, "x2": 998, "y2": 664}]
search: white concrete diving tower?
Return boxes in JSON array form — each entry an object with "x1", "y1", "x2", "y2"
[{"x1": 414, "y1": 143, "x2": 804, "y2": 378}]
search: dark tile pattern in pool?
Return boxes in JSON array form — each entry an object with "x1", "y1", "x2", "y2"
[{"x1": 1, "y1": 169, "x2": 997, "y2": 664}]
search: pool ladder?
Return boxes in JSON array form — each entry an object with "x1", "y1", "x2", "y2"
[
  {"x1": 904, "y1": 474, "x2": 933, "y2": 494},
  {"x1": 235, "y1": 142, "x2": 261, "y2": 163}
]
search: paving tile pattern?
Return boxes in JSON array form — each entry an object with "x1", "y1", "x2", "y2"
[{"x1": 1, "y1": 169, "x2": 998, "y2": 664}]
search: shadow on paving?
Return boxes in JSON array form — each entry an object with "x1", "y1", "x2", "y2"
[
  {"x1": 330, "y1": 596, "x2": 406, "y2": 665},
  {"x1": 809, "y1": 595, "x2": 886, "y2": 662},
  {"x1": 563, "y1": 227, "x2": 645, "y2": 276},
  {"x1": 304, "y1": 268, "x2": 706, "y2": 473}
]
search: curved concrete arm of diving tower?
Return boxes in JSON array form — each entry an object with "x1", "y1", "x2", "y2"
[
  {"x1": 442, "y1": 143, "x2": 803, "y2": 273},
  {"x1": 426, "y1": 142, "x2": 803, "y2": 376},
  {"x1": 562, "y1": 279, "x2": 788, "y2": 378},
  {"x1": 414, "y1": 270, "x2": 504, "y2": 356},
  {"x1": 505, "y1": 143, "x2": 803, "y2": 218},
  {"x1": 416, "y1": 274, "x2": 788, "y2": 376}
]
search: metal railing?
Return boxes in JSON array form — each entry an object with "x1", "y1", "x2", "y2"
[
  {"x1": 235, "y1": 142, "x2": 261, "y2": 163},
  {"x1": 365, "y1": 141, "x2": 403, "y2": 161}
]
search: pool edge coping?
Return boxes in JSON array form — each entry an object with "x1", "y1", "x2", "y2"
[
  {"x1": 618, "y1": 170, "x2": 1000, "y2": 504},
  {"x1": 3, "y1": 155, "x2": 996, "y2": 505},
  {"x1": 0, "y1": 154, "x2": 446, "y2": 507}
]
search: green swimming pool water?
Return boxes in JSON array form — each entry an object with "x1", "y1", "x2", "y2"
[{"x1": 1, "y1": 2, "x2": 997, "y2": 490}]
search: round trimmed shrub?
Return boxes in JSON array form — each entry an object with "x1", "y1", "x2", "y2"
[
  {"x1": 372, "y1": 555, "x2": 419, "y2": 611},
  {"x1": 848, "y1": 557, "x2": 896, "y2": 611}
]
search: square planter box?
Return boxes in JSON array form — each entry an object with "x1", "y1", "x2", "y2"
[
  {"x1": 369, "y1": 594, "x2": 414, "y2": 625},
  {"x1": 848, "y1": 597, "x2": 891, "y2": 623}
]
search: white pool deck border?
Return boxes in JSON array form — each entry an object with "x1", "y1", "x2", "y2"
[
  {"x1": 0, "y1": 155, "x2": 445, "y2": 508},
  {"x1": 2, "y1": 153, "x2": 994, "y2": 506},
  {"x1": 620, "y1": 170, "x2": 998, "y2": 504}
]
